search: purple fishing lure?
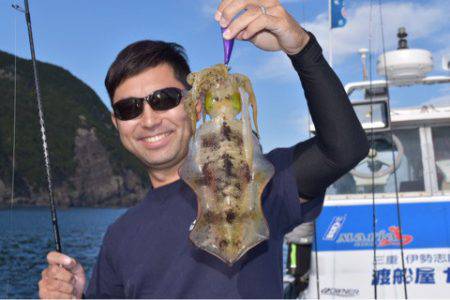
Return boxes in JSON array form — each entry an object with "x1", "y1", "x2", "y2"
[{"x1": 221, "y1": 27, "x2": 234, "y2": 65}]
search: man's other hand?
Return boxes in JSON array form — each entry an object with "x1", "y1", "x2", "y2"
[
  {"x1": 38, "y1": 251, "x2": 86, "y2": 299},
  {"x1": 216, "y1": 0, "x2": 310, "y2": 55}
]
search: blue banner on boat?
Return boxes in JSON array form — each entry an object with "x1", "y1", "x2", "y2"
[
  {"x1": 315, "y1": 201, "x2": 450, "y2": 251},
  {"x1": 331, "y1": 0, "x2": 347, "y2": 29}
]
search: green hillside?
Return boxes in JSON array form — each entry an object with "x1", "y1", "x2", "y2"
[{"x1": 0, "y1": 50, "x2": 147, "y2": 207}]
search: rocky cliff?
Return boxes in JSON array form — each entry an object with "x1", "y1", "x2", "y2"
[{"x1": 0, "y1": 50, "x2": 148, "y2": 208}]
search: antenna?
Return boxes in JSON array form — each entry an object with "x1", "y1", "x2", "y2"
[
  {"x1": 358, "y1": 48, "x2": 369, "y2": 81},
  {"x1": 397, "y1": 27, "x2": 408, "y2": 50}
]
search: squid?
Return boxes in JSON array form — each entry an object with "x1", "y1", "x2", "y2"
[{"x1": 180, "y1": 64, "x2": 275, "y2": 265}]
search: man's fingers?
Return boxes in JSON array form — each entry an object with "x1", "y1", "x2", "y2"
[
  {"x1": 66, "y1": 258, "x2": 84, "y2": 275},
  {"x1": 216, "y1": 0, "x2": 235, "y2": 21},
  {"x1": 40, "y1": 277, "x2": 75, "y2": 295},
  {"x1": 218, "y1": 0, "x2": 259, "y2": 27},
  {"x1": 41, "y1": 268, "x2": 48, "y2": 279},
  {"x1": 46, "y1": 265, "x2": 74, "y2": 283},
  {"x1": 48, "y1": 278, "x2": 75, "y2": 294},
  {"x1": 241, "y1": 13, "x2": 281, "y2": 40},
  {"x1": 236, "y1": 31, "x2": 246, "y2": 40},
  {"x1": 220, "y1": 2, "x2": 288, "y2": 40},
  {"x1": 40, "y1": 289, "x2": 74, "y2": 300},
  {"x1": 46, "y1": 251, "x2": 74, "y2": 268},
  {"x1": 217, "y1": 0, "x2": 281, "y2": 26},
  {"x1": 46, "y1": 251, "x2": 82, "y2": 275},
  {"x1": 223, "y1": 7, "x2": 260, "y2": 39}
]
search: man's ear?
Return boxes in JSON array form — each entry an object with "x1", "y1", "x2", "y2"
[
  {"x1": 195, "y1": 99, "x2": 202, "y2": 121},
  {"x1": 111, "y1": 112, "x2": 118, "y2": 130}
]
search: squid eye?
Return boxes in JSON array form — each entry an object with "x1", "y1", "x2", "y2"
[
  {"x1": 230, "y1": 92, "x2": 242, "y2": 113},
  {"x1": 205, "y1": 91, "x2": 215, "y2": 115}
]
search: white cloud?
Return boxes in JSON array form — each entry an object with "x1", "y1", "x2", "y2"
[{"x1": 254, "y1": 0, "x2": 450, "y2": 80}]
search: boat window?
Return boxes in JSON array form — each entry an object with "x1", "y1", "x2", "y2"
[
  {"x1": 327, "y1": 128, "x2": 425, "y2": 195},
  {"x1": 432, "y1": 126, "x2": 450, "y2": 192}
]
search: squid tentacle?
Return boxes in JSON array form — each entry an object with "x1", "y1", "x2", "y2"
[{"x1": 234, "y1": 74, "x2": 259, "y2": 135}]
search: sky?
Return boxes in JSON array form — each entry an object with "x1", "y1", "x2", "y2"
[{"x1": 1, "y1": 0, "x2": 449, "y2": 151}]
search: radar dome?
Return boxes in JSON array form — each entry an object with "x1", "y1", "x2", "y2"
[
  {"x1": 377, "y1": 49, "x2": 433, "y2": 81},
  {"x1": 376, "y1": 27, "x2": 433, "y2": 81}
]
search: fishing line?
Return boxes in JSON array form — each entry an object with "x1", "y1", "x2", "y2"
[
  {"x1": 302, "y1": 0, "x2": 320, "y2": 295},
  {"x1": 6, "y1": 6, "x2": 19, "y2": 297},
  {"x1": 368, "y1": 0, "x2": 378, "y2": 298},
  {"x1": 377, "y1": 0, "x2": 408, "y2": 297},
  {"x1": 306, "y1": 113, "x2": 321, "y2": 298},
  {"x1": 307, "y1": 108, "x2": 321, "y2": 299},
  {"x1": 312, "y1": 221, "x2": 320, "y2": 298}
]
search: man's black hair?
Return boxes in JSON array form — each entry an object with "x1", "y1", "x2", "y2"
[{"x1": 105, "y1": 40, "x2": 191, "y2": 105}]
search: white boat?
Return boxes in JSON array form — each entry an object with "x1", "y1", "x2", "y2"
[{"x1": 289, "y1": 27, "x2": 450, "y2": 299}]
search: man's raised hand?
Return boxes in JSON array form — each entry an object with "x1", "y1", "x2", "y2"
[{"x1": 216, "y1": 0, "x2": 310, "y2": 55}]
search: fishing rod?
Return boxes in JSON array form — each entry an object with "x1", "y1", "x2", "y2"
[
  {"x1": 377, "y1": 0, "x2": 408, "y2": 297},
  {"x1": 366, "y1": 0, "x2": 408, "y2": 297},
  {"x1": 367, "y1": 1, "x2": 378, "y2": 298},
  {"x1": 12, "y1": 0, "x2": 62, "y2": 252}
]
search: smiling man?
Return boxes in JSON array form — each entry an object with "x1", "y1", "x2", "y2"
[
  {"x1": 38, "y1": 0, "x2": 369, "y2": 298},
  {"x1": 110, "y1": 62, "x2": 195, "y2": 187}
]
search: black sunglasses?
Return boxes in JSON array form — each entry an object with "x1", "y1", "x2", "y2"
[{"x1": 113, "y1": 87, "x2": 185, "y2": 120}]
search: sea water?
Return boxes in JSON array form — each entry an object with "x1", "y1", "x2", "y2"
[
  {"x1": 0, "y1": 207, "x2": 125, "y2": 298},
  {"x1": 0, "y1": 207, "x2": 291, "y2": 298}
]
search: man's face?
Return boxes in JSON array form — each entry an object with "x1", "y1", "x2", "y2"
[{"x1": 111, "y1": 64, "x2": 193, "y2": 172}]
